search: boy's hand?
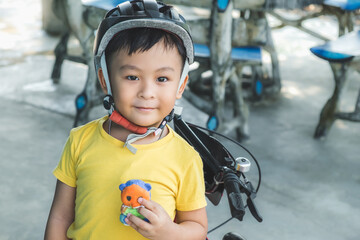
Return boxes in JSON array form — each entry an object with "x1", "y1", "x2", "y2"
[{"x1": 125, "y1": 198, "x2": 173, "y2": 240}]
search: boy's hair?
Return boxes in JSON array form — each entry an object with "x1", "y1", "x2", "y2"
[{"x1": 105, "y1": 28, "x2": 187, "y2": 74}]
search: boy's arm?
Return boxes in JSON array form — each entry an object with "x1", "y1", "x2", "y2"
[
  {"x1": 126, "y1": 198, "x2": 207, "y2": 240},
  {"x1": 44, "y1": 180, "x2": 76, "y2": 240},
  {"x1": 174, "y1": 207, "x2": 208, "y2": 239}
]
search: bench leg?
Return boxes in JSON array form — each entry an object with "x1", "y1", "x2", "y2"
[
  {"x1": 73, "y1": 33, "x2": 104, "y2": 127},
  {"x1": 335, "y1": 87, "x2": 360, "y2": 122},
  {"x1": 229, "y1": 69, "x2": 249, "y2": 139},
  {"x1": 207, "y1": 1, "x2": 250, "y2": 140},
  {"x1": 209, "y1": 1, "x2": 233, "y2": 135},
  {"x1": 356, "y1": 90, "x2": 360, "y2": 114},
  {"x1": 51, "y1": 33, "x2": 70, "y2": 84},
  {"x1": 314, "y1": 62, "x2": 350, "y2": 138},
  {"x1": 332, "y1": 9, "x2": 354, "y2": 36},
  {"x1": 260, "y1": 11, "x2": 281, "y2": 95},
  {"x1": 73, "y1": 57, "x2": 104, "y2": 127}
]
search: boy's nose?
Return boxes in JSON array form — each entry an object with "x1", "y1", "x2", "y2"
[{"x1": 138, "y1": 81, "x2": 155, "y2": 99}]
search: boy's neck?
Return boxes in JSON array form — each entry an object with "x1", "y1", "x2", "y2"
[{"x1": 103, "y1": 119, "x2": 168, "y2": 144}]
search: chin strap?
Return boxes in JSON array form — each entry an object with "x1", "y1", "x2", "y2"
[
  {"x1": 109, "y1": 109, "x2": 175, "y2": 154},
  {"x1": 109, "y1": 110, "x2": 148, "y2": 134},
  {"x1": 123, "y1": 128, "x2": 158, "y2": 154}
]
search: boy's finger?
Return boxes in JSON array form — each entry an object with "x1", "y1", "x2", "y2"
[
  {"x1": 138, "y1": 198, "x2": 158, "y2": 212},
  {"x1": 138, "y1": 206, "x2": 157, "y2": 223},
  {"x1": 126, "y1": 213, "x2": 151, "y2": 232}
]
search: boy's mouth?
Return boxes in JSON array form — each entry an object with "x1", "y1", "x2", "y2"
[{"x1": 135, "y1": 106, "x2": 155, "y2": 112}]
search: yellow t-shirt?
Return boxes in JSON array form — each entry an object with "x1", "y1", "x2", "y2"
[{"x1": 53, "y1": 116, "x2": 207, "y2": 240}]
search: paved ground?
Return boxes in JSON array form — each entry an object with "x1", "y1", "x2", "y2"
[{"x1": 0, "y1": 1, "x2": 360, "y2": 240}]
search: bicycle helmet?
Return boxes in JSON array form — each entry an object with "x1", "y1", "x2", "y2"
[{"x1": 93, "y1": 0, "x2": 194, "y2": 153}]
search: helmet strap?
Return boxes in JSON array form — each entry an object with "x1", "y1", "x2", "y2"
[
  {"x1": 101, "y1": 54, "x2": 114, "y2": 115},
  {"x1": 178, "y1": 60, "x2": 189, "y2": 93}
]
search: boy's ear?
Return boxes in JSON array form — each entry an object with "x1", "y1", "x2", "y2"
[
  {"x1": 176, "y1": 75, "x2": 188, "y2": 99},
  {"x1": 98, "y1": 68, "x2": 108, "y2": 95}
]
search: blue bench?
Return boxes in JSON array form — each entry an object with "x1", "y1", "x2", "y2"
[
  {"x1": 192, "y1": 43, "x2": 264, "y2": 98},
  {"x1": 323, "y1": 0, "x2": 360, "y2": 36},
  {"x1": 194, "y1": 44, "x2": 262, "y2": 63},
  {"x1": 324, "y1": 0, "x2": 360, "y2": 11},
  {"x1": 82, "y1": 0, "x2": 124, "y2": 10},
  {"x1": 310, "y1": 30, "x2": 360, "y2": 138}
]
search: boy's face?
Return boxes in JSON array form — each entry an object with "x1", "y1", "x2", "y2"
[{"x1": 104, "y1": 40, "x2": 185, "y2": 128}]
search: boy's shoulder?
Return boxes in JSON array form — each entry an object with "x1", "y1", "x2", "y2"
[
  {"x1": 69, "y1": 116, "x2": 106, "y2": 139},
  {"x1": 168, "y1": 126, "x2": 200, "y2": 156}
]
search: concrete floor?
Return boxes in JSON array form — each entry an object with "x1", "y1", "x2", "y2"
[{"x1": 0, "y1": 1, "x2": 360, "y2": 240}]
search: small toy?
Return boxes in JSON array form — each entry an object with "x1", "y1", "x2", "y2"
[{"x1": 119, "y1": 179, "x2": 152, "y2": 225}]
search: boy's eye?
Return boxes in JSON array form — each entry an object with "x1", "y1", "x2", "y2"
[
  {"x1": 127, "y1": 76, "x2": 139, "y2": 81},
  {"x1": 157, "y1": 77, "x2": 168, "y2": 82}
]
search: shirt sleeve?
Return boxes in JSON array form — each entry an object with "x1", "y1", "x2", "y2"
[
  {"x1": 176, "y1": 152, "x2": 207, "y2": 211},
  {"x1": 53, "y1": 131, "x2": 77, "y2": 188}
]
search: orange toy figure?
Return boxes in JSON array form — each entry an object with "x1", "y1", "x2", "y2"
[{"x1": 119, "y1": 179, "x2": 152, "y2": 225}]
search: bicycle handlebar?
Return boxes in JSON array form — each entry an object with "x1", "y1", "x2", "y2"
[
  {"x1": 223, "y1": 169, "x2": 246, "y2": 221},
  {"x1": 223, "y1": 169, "x2": 263, "y2": 222},
  {"x1": 247, "y1": 195, "x2": 263, "y2": 222}
]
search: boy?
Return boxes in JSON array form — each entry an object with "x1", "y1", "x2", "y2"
[{"x1": 44, "y1": 0, "x2": 208, "y2": 239}]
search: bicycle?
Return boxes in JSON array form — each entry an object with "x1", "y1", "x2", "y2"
[{"x1": 173, "y1": 107, "x2": 262, "y2": 240}]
